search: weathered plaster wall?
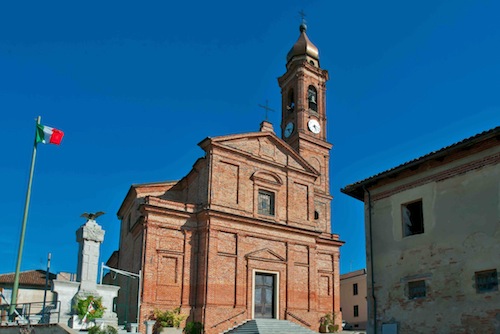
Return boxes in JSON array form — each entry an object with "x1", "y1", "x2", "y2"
[{"x1": 365, "y1": 147, "x2": 500, "y2": 334}]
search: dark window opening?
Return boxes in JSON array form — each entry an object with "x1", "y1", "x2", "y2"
[
  {"x1": 353, "y1": 305, "x2": 359, "y2": 317},
  {"x1": 476, "y1": 269, "x2": 498, "y2": 293},
  {"x1": 309, "y1": 60, "x2": 315, "y2": 66},
  {"x1": 353, "y1": 283, "x2": 358, "y2": 296},
  {"x1": 258, "y1": 190, "x2": 275, "y2": 216},
  {"x1": 402, "y1": 200, "x2": 424, "y2": 237},
  {"x1": 408, "y1": 280, "x2": 426, "y2": 299},
  {"x1": 314, "y1": 211, "x2": 319, "y2": 220},
  {"x1": 307, "y1": 86, "x2": 317, "y2": 112},
  {"x1": 287, "y1": 90, "x2": 295, "y2": 112}
]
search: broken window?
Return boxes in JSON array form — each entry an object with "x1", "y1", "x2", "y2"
[
  {"x1": 402, "y1": 200, "x2": 424, "y2": 237},
  {"x1": 475, "y1": 269, "x2": 498, "y2": 293},
  {"x1": 353, "y1": 283, "x2": 358, "y2": 296},
  {"x1": 408, "y1": 280, "x2": 426, "y2": 299},
  {"x1": 258, "y1": 190, "x2": 275, "y2": 216}
]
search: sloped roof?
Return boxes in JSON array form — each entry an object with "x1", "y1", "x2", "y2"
[
  {"x1": 342, "y1": 126, "x2": 500, "y2": 200},
  {"x1": 0, "y1": 270, "x2": 56, "y2": 287},
  {"x1": 198, "y1": 129, "x2": 320, "y2": 177}
]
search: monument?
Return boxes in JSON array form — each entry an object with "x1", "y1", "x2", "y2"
[{"x1": 52, "y1": 212, "x2": 119, "y2": 329}]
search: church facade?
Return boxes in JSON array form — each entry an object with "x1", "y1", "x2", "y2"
[{"x1": 111, "y1": 23, "x2": 343, "y2": 333}]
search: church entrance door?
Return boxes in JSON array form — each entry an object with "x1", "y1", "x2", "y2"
[{"x1": 254, "y1": 273, "x2": 276, "y2": 319}]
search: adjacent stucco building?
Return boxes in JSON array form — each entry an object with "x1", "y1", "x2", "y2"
[
  {"x1": 340, "y1": 269, "x2": 367, "y2": 330},
  {"x1": 0, "y1": 270, "x2": 56, "y2": 322},
  {"x1": 342, "y1": 127, "x2": 500, "y2": 334},
  {"x1": 111, "y1": 22, "x2": 344, "y2": 333}
]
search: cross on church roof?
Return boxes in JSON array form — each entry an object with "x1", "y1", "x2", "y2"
[
  {"x1": 299, "y1": 9, "x2": 307, "y2": 23},
  {"x1": 258, "y1": 100, "x2": 275, "y2": 121}
]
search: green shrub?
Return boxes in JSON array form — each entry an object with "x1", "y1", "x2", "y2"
[
  {"x1": 183, "y1": 321, "x2": 203, "y2": 334},
  {"x1": 152, "y1": 307, "x2": 187, "y2": 329},
  {"x1": 88, "y1": 325, "x2": 118, "y2": 334},
  {"x1": 319, "y1": 312, "x2": 339, "y2": 333}
]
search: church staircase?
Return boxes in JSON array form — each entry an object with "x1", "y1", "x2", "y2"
[{"x1": 223, "y1": 319, "x2": 318, "y2": 334}]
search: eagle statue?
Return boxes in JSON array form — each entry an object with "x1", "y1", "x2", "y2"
[{"x1": 80, "y1": 211, "x2": 105, "y2": 220}]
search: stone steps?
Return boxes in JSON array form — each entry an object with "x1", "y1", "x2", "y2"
[{"x1": 223, "y1": 319, "x2": 317, "y2": 334}]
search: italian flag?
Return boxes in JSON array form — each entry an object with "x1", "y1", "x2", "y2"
[{"x1": 36, "y1": 124, "x2": 64, "y2": 145}]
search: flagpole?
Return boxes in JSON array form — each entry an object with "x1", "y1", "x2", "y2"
[{"x1": 10, "y1": 116, "x2": 41, "y2": 319}]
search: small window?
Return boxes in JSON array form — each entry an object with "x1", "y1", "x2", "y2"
[
  {"x1": 258, "y1": 190, "x2": 275, "y2": 216},
  {"x1": 408, "y1": 280, "x2": 426, "y2": 299},
  {"x1": 307, "y1": 86, "x2": 317, "y2": 112},
  {"x1": 314, "y1": 210, "x2": 319, "y2": 220},
  {"x1": 353, "y1": 283, "x2": 358, "y2": 296},
  {"x1": 353, "y1": 305, "x2": 359, "y2": 317},
  {"x1": 475, "y1": 269, "x2": 498, "y2": 293},
  {"x1": 402, "y1": 200, "x2": 424, "y2": 237}
]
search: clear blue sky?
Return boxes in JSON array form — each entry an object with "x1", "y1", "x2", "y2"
[{"x1": 1, "y1": 1, "x2": 499, "y2": 276}]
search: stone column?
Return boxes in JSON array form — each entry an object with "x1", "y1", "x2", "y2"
[{"x1": 76, "y1": 219, "x2": 105, "y2": 293}]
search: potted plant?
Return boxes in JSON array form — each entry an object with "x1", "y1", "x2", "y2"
[
  {"x1": 152, "y1": 307, "x2": 187, "y2": 334},
  {"x1": 319, "y1": 312, "x2": 339, "y2": 333}
]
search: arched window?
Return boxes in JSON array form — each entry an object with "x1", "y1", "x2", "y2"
[
  {"x1": 287, "y1": 89, "x2": 295, "y2": 112},
  {"x1": 308, "y1": 85, "x2": 317, "y2": 112}
]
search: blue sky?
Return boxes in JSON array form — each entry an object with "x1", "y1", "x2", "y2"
[{"x1": 0, "y1": 1, "x2": 499, "y2": 276}]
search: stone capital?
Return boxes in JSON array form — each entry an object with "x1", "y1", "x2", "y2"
[{"x1": 77, "y1": 219, "x2": 105, "y2": 243}]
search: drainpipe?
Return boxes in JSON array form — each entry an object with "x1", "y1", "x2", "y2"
[{"x1": 364, "y1": 187, "x2": 377, "y2": 334}]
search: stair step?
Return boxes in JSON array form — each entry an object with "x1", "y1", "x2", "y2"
[{"x1": 223, "y1": 319, "x2": 317, "y2": 334}]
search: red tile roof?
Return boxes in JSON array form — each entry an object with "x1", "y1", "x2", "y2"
[{"x1": 0, "y1": 270, "x2": 56, "y2": 287}]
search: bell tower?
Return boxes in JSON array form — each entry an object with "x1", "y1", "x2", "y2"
[{"x1": 278, "y1": 21, "x2": 332, "y2": 197}]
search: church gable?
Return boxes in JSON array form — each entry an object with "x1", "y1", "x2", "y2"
[{"x1": 200, "y1": 132, "x2": 317, "y2": 175}]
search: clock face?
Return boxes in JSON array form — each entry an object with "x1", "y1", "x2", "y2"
[
  {"x1": 284, "y1": 122, "x2": 294, "y2": 138},
  {"x1": 308, "y1": 119, "x2": 321, "y2": 134}
]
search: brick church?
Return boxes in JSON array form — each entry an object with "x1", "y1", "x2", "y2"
[{"x1": 109, "y1": 21, "x2": 343, "y2": 333}]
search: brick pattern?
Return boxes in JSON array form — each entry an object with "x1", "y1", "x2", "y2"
[
  {"x1": 114, "y1": 31, "x2": 343, "y2": 333},
  {"x1": 114, "y1": 130, "x2": 343, "y2": 333}
]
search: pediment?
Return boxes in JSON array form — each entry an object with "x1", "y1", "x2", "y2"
[
  {"x1": 199, "y1": 132, "x2": 318, "y2": 176},
  {"x1": 245, "y1": 248, "x2": 286, "y2": 262}
]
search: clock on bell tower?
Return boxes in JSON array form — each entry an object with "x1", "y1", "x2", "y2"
[{"x1": 278, "y1": 21, "x2": 332, "y2": 196}]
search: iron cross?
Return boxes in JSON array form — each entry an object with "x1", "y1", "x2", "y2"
[
  {"x1": 299, "y1": 10, "x2": 306, "y2": 23},
  {"x1": 258, "y1": 100, "x2": 275, "y2": 121}
]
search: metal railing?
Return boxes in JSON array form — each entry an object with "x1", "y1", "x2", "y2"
[{"x1": 0, "y1": 301, "x2": 61, "y2": 325}]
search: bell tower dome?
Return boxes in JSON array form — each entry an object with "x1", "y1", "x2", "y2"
[{"x1": 278, "y1": 21, "x2": 332, "y2": 195}]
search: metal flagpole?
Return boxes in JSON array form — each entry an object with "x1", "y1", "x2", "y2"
[{"x1": 10, "y1": 116, "x2": 41, "y2": 318}]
